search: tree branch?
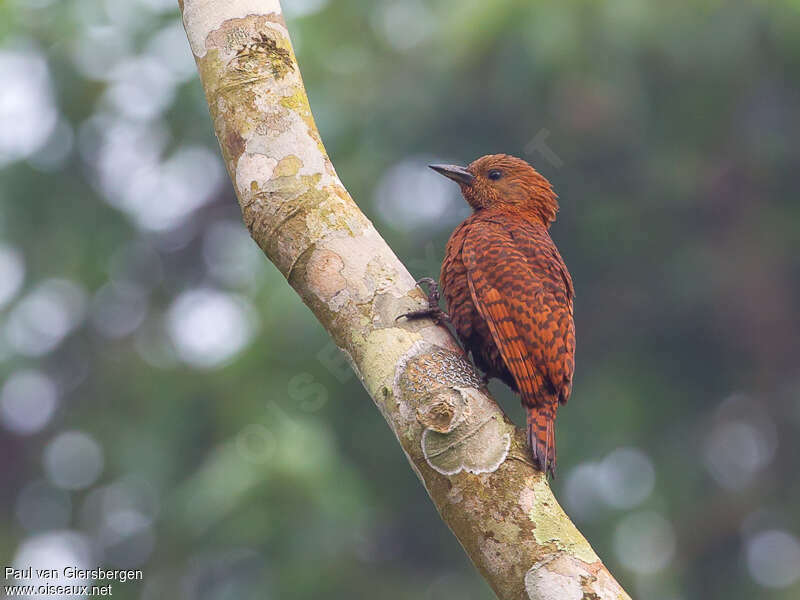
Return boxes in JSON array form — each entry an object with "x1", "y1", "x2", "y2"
[{"x1": 179, "y1": 2, "x2": 632, "y2": 598}]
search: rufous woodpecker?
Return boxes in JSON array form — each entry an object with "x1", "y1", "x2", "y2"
[{"x1": 400, "y1": 154, "x2": 575, "y2": 477}]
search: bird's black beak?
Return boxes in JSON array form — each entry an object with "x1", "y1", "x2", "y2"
[{"x1": 429, "y1": 164, "x2": 474, "y2": 186}]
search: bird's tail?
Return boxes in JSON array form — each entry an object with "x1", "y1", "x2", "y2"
[{"x1": 527, "y1": 407, "x2": 557, "y2": 478}]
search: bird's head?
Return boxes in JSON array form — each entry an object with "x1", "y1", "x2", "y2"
[{"x1": 430, "y1": 154, "x2": 558, "y2": 226}]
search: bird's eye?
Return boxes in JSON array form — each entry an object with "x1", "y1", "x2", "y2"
[{"x1": 488, "y1": 169, "x2": 502, "y2": 181}]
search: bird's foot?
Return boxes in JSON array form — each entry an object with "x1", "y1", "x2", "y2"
[
  {"x1": 399, "y1": 306, "x2": 451, "y2": 325},
  {"x1": 397, "y1": 278, "x2": 451, "y2": 325}
]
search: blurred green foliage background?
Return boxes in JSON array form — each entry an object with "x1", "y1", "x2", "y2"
[{"x1": 1, "y1": 0, "x2": 799, "y2": 599}]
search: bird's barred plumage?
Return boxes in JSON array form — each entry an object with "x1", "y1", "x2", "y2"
[{"x1": 433, "y1": 154, "x2": 575, "y2": 477}]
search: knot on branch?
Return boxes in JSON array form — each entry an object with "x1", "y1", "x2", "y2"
[
  {"x1": 231, "y1": 32, "x2": 294, "y2": 79},
  {"x1": 416, "y1": 388, "x2": 466, "y2": 433},
  {"x1": 395, "y1": 346, "x2": 512, "y2": 476}
]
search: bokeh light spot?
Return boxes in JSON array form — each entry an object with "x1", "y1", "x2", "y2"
[
  {"x1": 167, "y1": 289, "x2": 258, "y2": 369},
  {"x1": 12, "y1": 531, "x2": 92, "y2": 598},
  {"x1": 704, "y1": 420, "x2": 775, "y2": 490},
  {"x1": 146, "y1": 19, "x2": 198, "y2": 82},
  {"x1": 613, "y1": 511, "x2": 676, "y2": 575},
  {"x1": 746, "y1": 530, "x2": 800, "y2": 588},
  {"x1": 0, "y1": 50, "x2": 57, "y2": 166},
  {"x1": 0, "y1": 370, "x2": 58, "y2": 435},
  {"x1": 374, "y1": 157, "x2": 467, "y2": 231},
  {"x1": 44, "y1": 431, "x2": 105, "y2": 491},
  {"x1": 103, "y1": 56, "x2": 176, "y2": 121},
  {"x1": 4, "y1": 279, "x2": 87, "y2": 357},
  {"x1": 597, "y1": 447, "x2": 656, "y2": 509},
  {"x1": 372, "y1": 1, "x2": 436, "y2": 51}
]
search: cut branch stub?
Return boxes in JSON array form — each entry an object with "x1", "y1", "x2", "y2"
[{"x1": 398, "y1": 346, "x2": 513, "y2": 475}]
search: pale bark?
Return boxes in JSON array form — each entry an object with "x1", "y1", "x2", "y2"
[{"x1": 178, "y1": 2, "x2": 632, "y2": 598}]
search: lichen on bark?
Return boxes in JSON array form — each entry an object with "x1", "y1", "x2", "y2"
[{"x1": 180, "y1": 2, "x2": 633, "y2": 599}]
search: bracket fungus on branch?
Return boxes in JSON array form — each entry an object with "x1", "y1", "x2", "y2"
[{"x1": 179, "y1": 1, "x2": 633, "y2": 598}]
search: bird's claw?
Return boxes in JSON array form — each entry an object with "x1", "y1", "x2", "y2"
[
  {"x1": 396, "y1": 278, "x2": 451, "y2": 325},
  {"x1": 415, "y1": 277, "x2": 440, "y2": 304},
  {"x1": 396, "y1": 307, "x2": 451, "y2": 324}
]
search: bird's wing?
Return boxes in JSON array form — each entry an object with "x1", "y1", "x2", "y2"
[
  {"x1": 462, "y1": 221, "x2": 573, "y2": 406},
  {"x1": 503, "y1": 218, "x2": 575, "y2": 403},
  {"x1": 506, "y1": 219, "x2": 575, "y2": 314}
]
